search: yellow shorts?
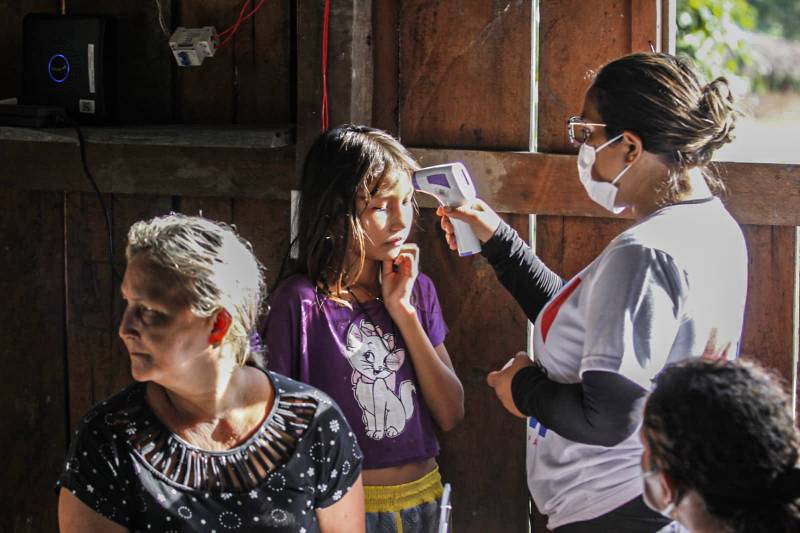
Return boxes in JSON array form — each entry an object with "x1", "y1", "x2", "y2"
[{"x1": 364, "y1": 467, "x2": 444, "y2": 533}]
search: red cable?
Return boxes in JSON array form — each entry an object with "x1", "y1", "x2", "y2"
[
  {"x1": 218, "y1": 0, "x2": 251, "y2": 47},
  {"x1": 220, "y1": 0, "x2": 266, "y2": 35},
  {"x1": 218, "y1": 0, "x2": 269, "y2": 49},
  {"x1": 321, "y1": 0, "x2": 331, "y2": 131},
  {"x1": 219, "y1": 0, "x2": 252, "y2": 37}
]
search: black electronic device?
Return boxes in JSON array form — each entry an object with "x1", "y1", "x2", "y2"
[{"x1": 21, "y1": 13, "x2": 116, "y2": 124}]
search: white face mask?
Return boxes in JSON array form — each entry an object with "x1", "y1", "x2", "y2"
[
  {"x1": 577, "y1": 133, "x2": 632, "y2": 214},
  {"x1": 642, "y1": 469, "x2": 676, "y2": 519}
]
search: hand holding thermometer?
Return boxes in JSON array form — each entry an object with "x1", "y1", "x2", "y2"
[{"x1": 412, "y1": 162, "x2": 482, "y2": 256}]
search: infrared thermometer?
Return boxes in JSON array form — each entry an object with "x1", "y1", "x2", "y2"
[{"x1": 412, "y1": 162, "x2": 482, "y2": 256}]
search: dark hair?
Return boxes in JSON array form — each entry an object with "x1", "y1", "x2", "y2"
[
  {"x1": 292, "y1": 124, "x2": 418, "y2": 298},
  {"x1": 591, "y1": 52, "x2": 739, "y2": 202},
  {"x1": 644, "y1": 359, "x2": 800, "y2": 533}
]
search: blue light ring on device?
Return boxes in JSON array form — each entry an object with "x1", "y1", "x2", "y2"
[{"x1": 48, "y1": 53, "x2": 70, "y2": 83}]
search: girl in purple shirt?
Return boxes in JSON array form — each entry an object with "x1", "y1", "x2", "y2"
[{"x1": 262, "y1": 124, "x2": 464, "y2": 532}]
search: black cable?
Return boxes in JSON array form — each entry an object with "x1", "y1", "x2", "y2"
[{"x1": 68, "y1": 121, "x2": 121, "y2": 281}]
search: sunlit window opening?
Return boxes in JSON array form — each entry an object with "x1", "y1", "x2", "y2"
[{"x1": 677, "y1": 0, "x2": 800, "y2": 163}]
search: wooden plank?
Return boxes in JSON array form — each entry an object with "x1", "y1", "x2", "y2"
[
  {"x1": 176, "y1": 196, "x2": 233, "y2": 222},
  {"x1": 176, "y1": 1, "x2": 237, "y2": 123},
  {"x1": 3, "y1": 139, "x2": 798, "y2": 226},
  {"x1": 295, "y1": 0, "x2": 324, "y2": 177},
  {"x1": 177, "y1": 0, "x2": 293, "y2": 124},
  {"x1": 662, "y1": 0, "x2": 677, "y2": 54},
  {"x1": 739, "y1": 225, "x2": 798, "y2": 384},
  {"x1": 0, "y1": 125, "x2": 293, "y2": 148},
  {"x1": 232, "y1": 198, "x2": 291, "y2": 295},
  {"x1": 398, "y1": 0, "x2": 531, "y2": 149},
  {"x1": 397, "y1": 2, "x2": 533, "y2": 530},
  {"x1": 412, "y1": 208, "x2": 530, "y2": 533},
  {"x1": 296, "y1": 0, "x2": 373, "y2": 178},
  {"x1": 372, "y1": 1, "x2": 400, "y2": 135},
  {"x1": 236, "y1": 0, "x2": 294, "y2": 125},
  {"x1": 410, "y1": 149, "x2": 800, "y2": 227},
  {"x1": 0, "y1": 189, "x2": 66, "y2": 532},
  {"x1": 65, "y1": 192, "x2": 115, "y2": 427},
  {"x1": 537, "y1": 0, "x2": 630, "y2": 151},
  {"x1": 630, "y1": 0, "x2": 661, "y2": 53},
  {"x1": 0, "y1": 139, "x2": 295, "y2": 200}
]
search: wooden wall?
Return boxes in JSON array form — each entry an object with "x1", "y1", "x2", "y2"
[
  {"x1": 1, "y1": 191, "x2": 66, "y2": 532},
  {"x1": 0, "y1": 1, "x2": 293, "y2": 124},
  {"x1": 1, "y1": 1, "x2": 798, "y2": 532},
  {"x1": 0, "y1": 2, "x2": 294, "y2": 531},
  {"x1": 396, "y1": 1, "x2": 533, "y2": 531}
]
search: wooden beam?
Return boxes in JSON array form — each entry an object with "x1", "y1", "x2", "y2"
[
  {"x1": 0, "y1": 138, "x2": 295, "y2": 200},
  {"x1": 397, "y1": 3, "x2": 533, "y2": 531},
  {"x1": 372, "y1": 1, "x2": 400, "y2": 135},
  {"x1": 296, "y1": 0, "x2": 373, "y2": 179},
  {"x1": 410, "y1": 148, "x2": 800, "y2": 227},
  {"x1": 3, "y1": 138, "x2": 797, "y2": 227}
]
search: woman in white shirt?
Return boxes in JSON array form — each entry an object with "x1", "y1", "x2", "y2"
[{"x1": 437, "y1": 52, "x2": 748, "y2": 532}]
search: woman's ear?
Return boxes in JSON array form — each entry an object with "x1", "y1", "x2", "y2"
[
  {"x1": 209, "y1": 308, "x2": 232, "y2": 346},
  {"x1": 622, "y1": 131, "x2": 644, "y2": 163}
]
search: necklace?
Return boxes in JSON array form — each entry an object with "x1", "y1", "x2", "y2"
[{"x1": 347, "y1": 283, "x2": 382, "y2": 302}]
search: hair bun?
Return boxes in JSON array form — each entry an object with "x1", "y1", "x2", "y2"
[{"x1": 693, "y1": 76, "x2": 738, "y2": 161}]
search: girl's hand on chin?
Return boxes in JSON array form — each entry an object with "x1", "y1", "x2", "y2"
[{"x1": 381, "y1": 252, "x2": 418, "y2": 315}]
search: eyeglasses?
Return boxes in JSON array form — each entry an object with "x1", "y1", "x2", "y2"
[{"x1": 566, "y1": 115, "x2": 606, "y2": 146}]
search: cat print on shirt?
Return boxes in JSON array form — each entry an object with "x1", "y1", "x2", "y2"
[{"x1": 344, "y1": 320, "x2": 416, "y2": 440}]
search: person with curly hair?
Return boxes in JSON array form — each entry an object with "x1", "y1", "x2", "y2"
[{"x1": 642, "y1": 358, "x2": 800, "y2": 533}]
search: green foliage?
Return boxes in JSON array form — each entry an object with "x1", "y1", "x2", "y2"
[
  {"x1": 748, "y1": 0, "x2": 800, "y2": 39},
  {"x1": 676, "y1": 0, "x2": 759, "y2": 93}
]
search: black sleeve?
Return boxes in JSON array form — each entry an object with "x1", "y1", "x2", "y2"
[
  {"x1": 510, "y1": 367, "x2": 647, "y2": 447},
  {"x1": 481, "y1": 221, "x2": 564, "y2": 322}
]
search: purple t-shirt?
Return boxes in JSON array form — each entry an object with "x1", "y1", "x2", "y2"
[{"x1": 261, "y1": 273, "x2": 448, "y2": 470}]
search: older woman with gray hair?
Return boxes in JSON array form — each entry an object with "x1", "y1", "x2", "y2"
[{"x1": 57, "y1": 213, "x2": 365, "y2": 532}]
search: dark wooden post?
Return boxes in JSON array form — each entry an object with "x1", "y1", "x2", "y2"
[{"x1": 296, "y1": 0, "x2": 373, "y2": 178}]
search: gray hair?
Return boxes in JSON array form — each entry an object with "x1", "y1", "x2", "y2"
[{"x1": 126, "y1": 213, "x2": 265, "y2": 366}]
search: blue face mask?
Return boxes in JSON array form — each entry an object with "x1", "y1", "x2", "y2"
[{"x1": 576, "y1": 133, "x2": 632, "y2": 214}]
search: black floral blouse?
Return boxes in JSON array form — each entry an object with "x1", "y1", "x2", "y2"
[{"x1": 57, "y1": 369, "x2": 363, "y2": 532}]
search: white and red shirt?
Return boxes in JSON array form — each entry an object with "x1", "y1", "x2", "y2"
[{"x1": 527, "y1": 198, "x2": 747, "y2": 529}]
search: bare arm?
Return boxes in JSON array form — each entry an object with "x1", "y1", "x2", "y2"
[
  {"x1": 382, "y1": 254, "x2": 465, "y2": 431},
  {"x1": 59, "y1": 488, "x2": 128, "y2": 533},
  {"x1": 316, "y1": 474, "x2": 366, "y2": 533},
  {"x1": 394, "y1": 314, "x2": 465, "y2": 431}
]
